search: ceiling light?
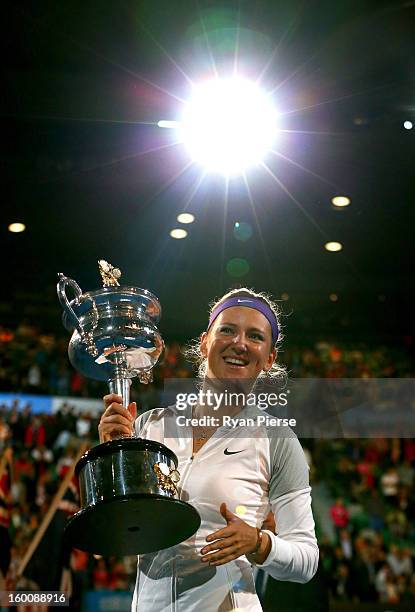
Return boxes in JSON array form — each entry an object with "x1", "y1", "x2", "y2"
[
  {"x1": 8, "y1": 222, "x2": 26, "y2": 233},
  {"x1": 180, "y1": 78, "x2": 278, "y2": 175},
  {"x1": 177, "y1": 213, "x2": 195, "y2": 224},
  {"x1": 331, "y1": 196, "x2": 351, "y2": 207},
  {"x1": 325, "y1": 241, "x2": 342, "y2": 252},
  {"x1": 170, "y1": 228, "x2": 188, "y2": 239}
]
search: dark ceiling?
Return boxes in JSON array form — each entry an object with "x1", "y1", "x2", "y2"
[{"x1": 2, "y1": 0, "x2": 414, "y2": 343}]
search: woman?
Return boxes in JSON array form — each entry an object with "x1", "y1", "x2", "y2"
[{"x1": 99, "y1": 288, "x2": 319, "y2": 611}]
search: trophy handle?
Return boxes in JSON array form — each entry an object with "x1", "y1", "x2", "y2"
[
  {"x1": 57, "y1": 274, "x2": 83, "y2": 327},
  {"x1": 57, "y1": 273, "x2": 98, "y2": 357}
]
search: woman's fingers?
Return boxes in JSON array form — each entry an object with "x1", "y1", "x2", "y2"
[
  {"x1": 103, "y1": 393, "x2": 123, "y2": 409},
  {"x1": 103, "y1": 393, "x2": 123, "y2": 403},
  {"x1": 102, "y1": 395, "x2": 136, "y2": 418},
  {"x1": 103, "y1": 402, "x2": 134, "y2": 421},
  {"x1": 205, "y1": 525, "x2": 234, "y2": 542},
  {"x1": 100, "y1": 395, "x2": 137, "y2": 442},
  {"x1": 101, "y1": 424, "x2": 132, "y2": 438},
  {"x1": 107, "y1": 404, "x2": 134, "y2": 421},
  {"x1": 201, "y1": 537, "x2": 233, "y2": 555},
  {"x1": 201, "y1": 507, "x2": 259, "y2": 567},
  {"x1": 102, "y1": 414, "x2": 132, "y2": 428},
  {"x1": 98, "y1": 419, "x2": 132, "y2": 441},
  {"x1": 128, "y1": 402, "x2": 137, "y2": 420},
  {"x1": 208, "y1": 551, "x2": 240, "y2": 566},
  {"x1": 201, "y1": 543, "x2": 238, "y2": 564}
]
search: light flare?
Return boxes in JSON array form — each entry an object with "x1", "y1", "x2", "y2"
[{"x1": 180, "y1": 78, "x2": 278, "y2": 175}]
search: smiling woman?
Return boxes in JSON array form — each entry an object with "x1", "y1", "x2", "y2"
[
  {"x1": 99, "y1": 287, "x2": 318, "y2": 612},
  {"x1": 186, "y1": 287, "x2": 286, "y2": 381}
]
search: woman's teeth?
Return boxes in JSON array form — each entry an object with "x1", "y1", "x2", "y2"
[{"x1": 224, "y1": 357, "x2": 247, "y2": 366}]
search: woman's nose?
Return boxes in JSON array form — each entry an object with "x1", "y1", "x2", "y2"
[{"x1": 232, "y1": 333, "x2": 248, "y2": 349}]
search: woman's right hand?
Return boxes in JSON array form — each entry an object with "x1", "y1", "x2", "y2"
[{"x1": 98, "y1": 393, "x2": 137, "y2": 443}]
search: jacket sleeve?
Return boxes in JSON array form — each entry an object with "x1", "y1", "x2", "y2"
[{"x1": 255, "y1": 436, "x2": 319, "y2": 583}]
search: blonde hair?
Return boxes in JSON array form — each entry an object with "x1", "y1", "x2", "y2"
[{"x1": 184, "y1": 287, "x2": 286, "y2": 381}]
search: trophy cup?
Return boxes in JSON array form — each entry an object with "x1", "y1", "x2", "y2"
[{"x1": 57, "y1": 260, "x2": 200, "y2": 556}]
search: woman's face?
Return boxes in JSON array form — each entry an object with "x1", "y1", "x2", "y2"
[{"x1": 200, "y1": 306, "x2": 276, "y2": 379}]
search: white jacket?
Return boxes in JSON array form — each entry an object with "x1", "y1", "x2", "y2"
[{"x1": 132, "y1": 403, "x2": 318, "y2": 611}]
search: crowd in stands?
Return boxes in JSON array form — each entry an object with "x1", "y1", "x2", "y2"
[
  {"x1": 0, "y1": 322, "x2": 414, "y2": 607},
  {"x1": 0, "y1": 323, "x2": 414, "y2": 399},
  {"x1": 313, "y1": 437, "x2": 415, "y2": 605}
]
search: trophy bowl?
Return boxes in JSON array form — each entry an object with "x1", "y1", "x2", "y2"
[
  {"x1": 66, "y1": 438, "x2": 200, "y2": 556},
  {"x1": 57, "y1": 261, "x2": 200, "y2": 555}
]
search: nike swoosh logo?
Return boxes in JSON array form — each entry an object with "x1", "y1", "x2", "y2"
[
  {"x1": 237, "y1": 299, "x2": 252, "y2": 303},
  {"x1": 224, "y1": 448, "x2": 244, "y2": 455}
]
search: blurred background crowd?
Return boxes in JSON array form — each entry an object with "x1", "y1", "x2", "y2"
[
  {"x1": 0, "y1": 323, "x2": 414, "y2": 610},
  {"x1": 1, "y1": 321, "x2": 413, "y2": 396}
]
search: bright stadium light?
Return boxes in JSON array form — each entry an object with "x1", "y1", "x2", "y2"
[
  {"x1": 331, "y1": 196, "x2": 351, "y2": 207},
  {"x1": 180, "y1": 78, "x2": 278, "y2": 175},
  {"x1": 170, "y1": 228, "x2": 188, "y2": 239},
  {"x1": 8, "y1": 222, "x2": 26, "y2": 233},
  {"x1": 325, "y1": 241, "x2": 343, "y2": 252},
  {"x1": 177, "y1": 213, "x2": 195, "y2": 224}
]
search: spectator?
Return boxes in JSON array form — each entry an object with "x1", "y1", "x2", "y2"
[
  {"x1": 330, "y1": 498, "x2": 350, "y2": 535},
  {"x1": 397, "y1": 460, "x2": 414, "y2": 488},
  {"x1": 339, "y1": 529, "x2": 353, "y2": 560},
  {"x1": 387, "y1": 546, "x2": 413, "y2": 577},
  {"x1": 92, "y1": 558, "x2": 110, "y2": 590},
  {"x1": 31, "y1": 444, "x2": 54, "y2": 480},
  {"x1": 365, "y1": 489, "x2": 385, "y2": 531},
  {"x1": 381, "y1": 467, "x2": 400, "y2": 498},
  {"x1": 24, "y1": 416, "x2": 46, "y2": 448},
  {"x1": 75, "y1": 413, "x2": 91, "y2": 439},
  {"x1": 333, "y1": 563, "x2": 353, "y2": 600},
  {"x1": 350, "y1": 545, "x2": 377, "y2": 602},
  {"x1": 375, "y1": 564, "x2": 399, "y2": 604},
  {"x1": 26, "y1": 363, "x2": 42, "y2": 392},
  {"x1": 0, "y1": 416, "x2": 11, "y2": 451}
]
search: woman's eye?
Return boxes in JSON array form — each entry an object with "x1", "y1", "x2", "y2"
[
  {"x1": 250, "y1": 333, "x2": 264, "y2": 341},
  {"x1": 219, "y1": 326, "x2": 234, "y2": 334}
]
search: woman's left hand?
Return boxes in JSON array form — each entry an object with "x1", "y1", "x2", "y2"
[{"x1": 200, "y1": 502, "x2": 259, "y2": 566}]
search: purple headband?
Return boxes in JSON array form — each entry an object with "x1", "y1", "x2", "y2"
[{"x1": 208, "y1": 296, "x2": 279, "y2": 344}]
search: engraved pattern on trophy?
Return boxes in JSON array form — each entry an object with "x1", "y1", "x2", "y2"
[{"x1": 57, "y1": 261, "x2": 200, "y2": 556}]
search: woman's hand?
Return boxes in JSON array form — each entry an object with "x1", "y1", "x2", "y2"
[
  {"x1": 98, "y1": 393, "x2": 137, "y2": 443},
  {"x1": 261, "y1": 510, "x2": 276, "y2": 534},
  {"x1": 200, "y1": 503, "x2": 271, "y2": 566}
]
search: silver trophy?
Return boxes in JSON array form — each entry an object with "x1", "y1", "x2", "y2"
[{"x1": 57, "y1": 261, "x2": 200, "y2": 556}]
